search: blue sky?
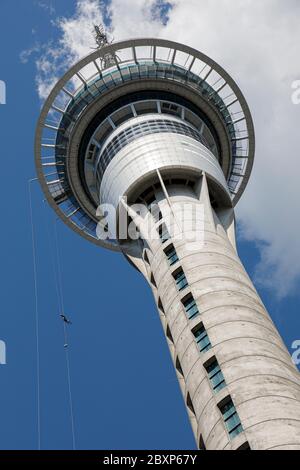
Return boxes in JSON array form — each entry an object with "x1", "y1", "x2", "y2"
[{"x1": 0, "y1": 0, "x2": 299, "y2": 450}]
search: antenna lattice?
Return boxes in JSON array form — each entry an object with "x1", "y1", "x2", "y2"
[{"x1": 93, "y1": 24, "x2": 118, "y2": 69}]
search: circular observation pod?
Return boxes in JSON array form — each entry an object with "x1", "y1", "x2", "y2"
[{"x1": 35, "y1": 38, "x2": 255, "y2": 250}]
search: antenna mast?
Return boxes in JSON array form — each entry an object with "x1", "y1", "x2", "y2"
[{"x1": 93, "y1": 24, "x2": 117, "y2": 69}]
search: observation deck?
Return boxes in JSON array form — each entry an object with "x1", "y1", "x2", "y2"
[{"x1": 35, "y1": 38, "x2": 255, "y2": 249}]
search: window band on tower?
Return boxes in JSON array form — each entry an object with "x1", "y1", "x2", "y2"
[
  {"x1": 199, "y1": 435, "x2": 206, "y2": 450},
  {"x1": 192, "y1": 323, "x2": 211, "y2": 353},
  {"x1": 175, "y1": 356, "x2": 184, "y2": 376},
  {"x1": 96, "y1": 118, "x2": 210, "y2": 181},
  {"x1": 164, "y1": 244, "x2": 179, "y2": 266},
  {"x1": 157, "y1": 297, "x2": 165, "y2": 313},
  {"x1": 181, "y1": 293, "x2": 199, "y2": 319},
  {"x1": 158, "y1": 222, "x2": 170, "y2": 243},
  {"x1": 149, "y1": 203, "x2": 162, "y2": 223},
  {"x1": 237, "y1": 441, "x2": 251, "y2": 450},
  {"x1": 186, "y1": 393, "x2": 196, "y2": 415},
  {"x1": 204, "y1": 357, "x2": 226, "y2": 393},
  {"x1": 218, "y1": 397, "x2": 244, "y2": 440},
  {"x1": 150, "y1": 273, "x2": 157, "y2": 287},
  {"x1": 173, "y1": 268, "x2": 188, "y2": 291}
]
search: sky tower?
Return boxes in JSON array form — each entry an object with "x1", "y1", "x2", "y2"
[{"x1": 35, "y1": 35, "x2": 300, "y2": 450}]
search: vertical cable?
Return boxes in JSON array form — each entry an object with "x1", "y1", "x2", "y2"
[
  {"x1": 28, "y1": 179, "x2": 41, "y2": 450},
  {"x1": 54, "y1": 220, "x2": 76, "y2": 450},
  {"x1": 54, "y1": 221, "x2": 65, "y2": 314},
  {"x1": 64, "y1": 322, "x2": 76, "y2": 451},
  {"x1": 43, "y1": 205, "x2": 62, "y2": 314}
]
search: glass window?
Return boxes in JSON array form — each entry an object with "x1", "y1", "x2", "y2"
[
  {"x1": 237, "y1": 442, "x2": 251, "y2": 450},
  {"x1": 149, "y1": 203, "x2": 162, "y2": 223},
  {"x1": 158, "y1": 223, "x2": 170, "y2": 243},
  {"x1": 175, "y1": 357, "x2": 183, "y2": 376},
  {"x1": 205, "y1": 359, "x2": 226, "y2": 393},
  {"x1": 95, "y1": 117, "x2": 206, "y2": 185},
  {"x1": 220, "y1": 399, "x2": 243, "y2": 439},
  {"x1": 182, "y1": 294, "x2": 199, "y2": 319},
  {"x1": 164, "y1": 245, "x2": 178, "y2": 266},
  {"x1": 173, "y1": 269, "x2": 188, "y2": 291},
  {"x1": 193, "y1": 324, "x2": 211, "y2": 353},
  {"x1": 199, "y1": 435, "x2": 206, "y2": 451},
  {"x1": 150, "y1": 273, "x2": 157, "y2": 287}
]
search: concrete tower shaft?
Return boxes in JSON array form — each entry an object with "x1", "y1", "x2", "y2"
[
  {"x1": 35, "y1": 38, "x2": 300, "y2": 450},
  {"x1": 123, "y1": 173, "x2": 300, "y2": 450}
]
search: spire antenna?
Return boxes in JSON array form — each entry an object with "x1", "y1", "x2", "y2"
[
  {"x1": 93, "y1": 24, "x2": 110, "y2": 48},
  {"x1": 93, "y1": 24, "x2": 117, "y2": 69}
]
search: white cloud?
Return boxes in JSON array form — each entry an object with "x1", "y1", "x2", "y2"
[
  {"x1": 23, "y1": 0, "x2": 300, "y2": 297},
  {"x1": 20, "y1": 44, "x2": 40, "y2": 64},
  {"x1": 21, "y1": 0, "x2": 174, "y2": 98},
  {"x1": 37, "y1": 1, "x2": 55, "y2": 15},
  {"x1": 108, "y1": 0, "x2": 173, "y2": 39},
  {"x1": 163, "y1": 0, "x2": 300, "y2": 299},
  {"x1": 22, "y1": 0, "x2": 106, "y2": 98}
]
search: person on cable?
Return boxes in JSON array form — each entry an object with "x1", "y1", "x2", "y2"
[{"x1": 60, "y1": 314, "x2": 72, "y2": 325}]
